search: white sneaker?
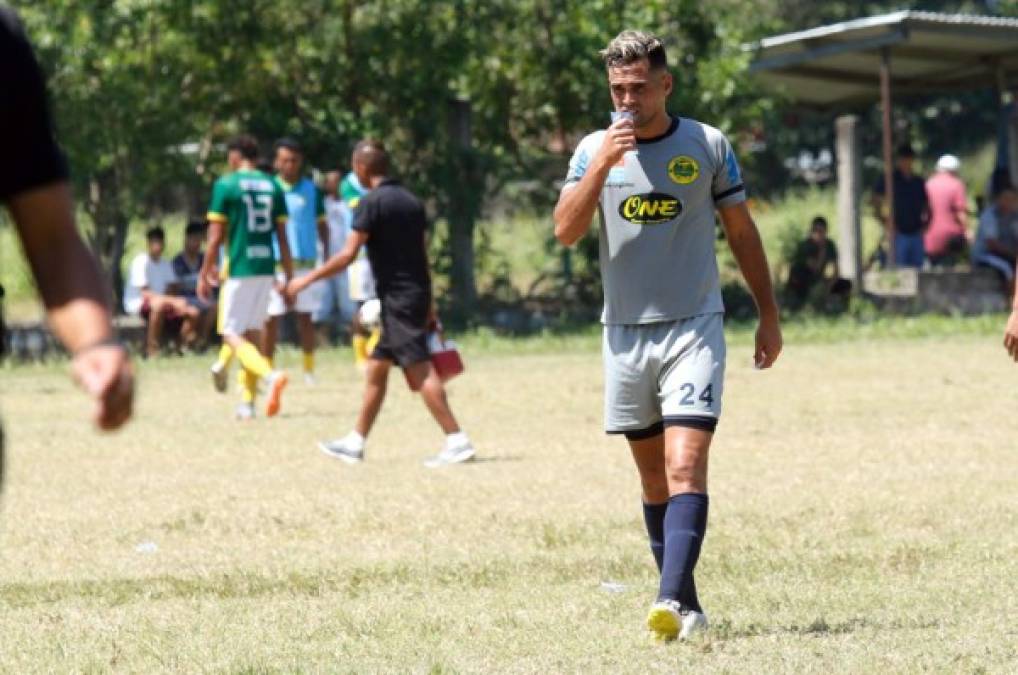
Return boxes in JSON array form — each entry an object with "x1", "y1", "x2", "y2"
[
  {"x1": 680, "y1": 608, "x2": 708, "y2": 640},
  {"x1": 303, "y1": 372, "x2": 317, "y2": 386},
  {"x1": 647, "y1": 599, "x2": 708, "y2": 641},
  {"x1": 234, "y1": 402, "x2": 255, "y2": 421},
  {"x1": 210, "y1": 363, "x2": 228, "y2": 393},
  {"x1": 318, "y1": 434, "x2": 364, "y2": 464},
  {"x1": 423, "y1": 437, "x2": 476, "y2": 468}
]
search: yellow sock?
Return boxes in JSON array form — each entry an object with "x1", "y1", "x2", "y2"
[
  {"x1": 236, "y1": 341, "x2": 273, "y2": 379},
  {"x1": 352, "y1": 334, "x2": 368, "y2": 364},
  {"x1": 302, "y1": 351, "x2": 314, "y2": 374},
  {"x1": 216, "y1": 343, "x2": 234, "y2": 369},
  {"x1": 266, "y1": 357, "x2": 274, "y2": 369},
  {"x1": 365, "y1": 328, "x2": 381, "y2": 356},
  {"x1": 240, "y1": 368, "x2": 257, "y2": 403}
]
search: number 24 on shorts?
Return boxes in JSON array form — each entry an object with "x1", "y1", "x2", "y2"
[{"x1": 678, "y1": 382, "x2": 713, "y2": 406}]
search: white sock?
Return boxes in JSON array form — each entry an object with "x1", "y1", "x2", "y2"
[
  {"x1": 344, "y1": 430, "x2": 366, "y2": 451},
  {"x1": 445, "y1": 431, "x2": 469, "y2": 450}
]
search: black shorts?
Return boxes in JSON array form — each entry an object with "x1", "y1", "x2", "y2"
[{"x1": 371, "y1": 290, "x2": 430, "y2": 368}]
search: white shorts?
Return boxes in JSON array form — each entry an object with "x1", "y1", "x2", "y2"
[
  {"x1": 603, "y1": 312, "x2": 725, "y2": 438},
  {"x1": 221, "y1": 276, "x2": 274, "y2": 337},
  {"x1": 268, "y1": 269, "x2": 321, "y2": 316},
  {"x1": 348, "y1": 258, "x2": 376, "y2": 302}
]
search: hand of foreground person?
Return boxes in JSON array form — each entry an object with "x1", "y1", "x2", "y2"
[
  {"x1": 754, "y1": 314, "x2": 783, "y2": 369},
  {"x1": 71, "y1": 343, "x2": 134, "y2": 430},
  {"x1": 1004, "y1": 309, "x2": 1018, "y2": 362}
]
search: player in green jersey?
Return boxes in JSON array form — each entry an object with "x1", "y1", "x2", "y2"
[{"x1": 198, "y1": 135, "x2": 293, "y2": 420}]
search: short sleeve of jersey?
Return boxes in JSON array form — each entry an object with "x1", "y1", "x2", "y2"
[
  {"x1": 562, "y1": 132, "x2": 602, "y2": 191},
  {"x1": 709, "y1": 129, "x2": 746, "y2": 208},
  {"x1": 207, "y1": 178, "x2": 229, "y2": 223},
  {"x1": 351, "y1": 194, "x2": 377, "y2": 234},
  {"x1": 272, "y1": 182, "x2": 287, "y2": 224},
  {"x1": 0, "y1": 8, "x2": 69, "y2": 201}
]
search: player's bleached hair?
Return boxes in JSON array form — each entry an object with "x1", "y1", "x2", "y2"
[{"x1": 601, "y1": 30, "x2": 668, "y2": 71}]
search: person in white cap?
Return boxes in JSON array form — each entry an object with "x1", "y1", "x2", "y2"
[{"x1": 924, "y1": 154, "x2": 969, "y2": 266}]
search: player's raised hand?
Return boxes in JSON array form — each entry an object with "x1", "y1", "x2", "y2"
[
  {"x1": 71, "y1": 342, "x2": 134, "y2": 431},
  {"x1": 1003, "y1": 309, "x2": 1018, "y2": 361},
  {"x1": 596, "y1": 115, "x2": 637, "y2": 168},
  {"x1": 754, "y1": 315, "x2": 783, "y2": 369}
]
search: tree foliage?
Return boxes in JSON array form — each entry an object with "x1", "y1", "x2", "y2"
[{"x1": 11, "y1": 0, "x2": 1018, "y2": 313}]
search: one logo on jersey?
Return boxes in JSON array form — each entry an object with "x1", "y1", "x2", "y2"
[
  {"x1": 667, "y1": 156, "x2": 700, "y2": 185},
  {"x1": 618, "y1": 192, "x2": 683, "y2": 225}
]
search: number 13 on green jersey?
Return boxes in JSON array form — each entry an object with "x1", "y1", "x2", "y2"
[{"x1": 207, "y1": 169, "x2": 288, "y2": 278}]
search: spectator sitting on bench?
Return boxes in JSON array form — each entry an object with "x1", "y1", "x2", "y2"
[
  {"x1": 784, "y1": 216, "x2": 851, "y2": 310},
  {"x1": 972, "y1": 182, "x2": 1018, "y2": 289},
  {"x1": 171, "y1": 220, "x2": 216, "y2": 348},
  {"x1": 123, "y1": 226, "x2": 199, "y2": 357}
]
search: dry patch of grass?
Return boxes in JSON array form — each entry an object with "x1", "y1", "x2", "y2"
[{"x1": 1, "y1": 333, "x2": 1016, "y2": 672}]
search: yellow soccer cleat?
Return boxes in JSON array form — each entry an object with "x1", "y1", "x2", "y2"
[
  {"x1": 647, "y1": 600, "x2": 682, "y2": 641},
  {"x1": 647, "y1": 599, "x2": 708, "y2": 641}
]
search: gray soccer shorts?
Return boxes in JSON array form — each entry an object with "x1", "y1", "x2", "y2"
[{"x1": 603, "y1": 312, "x2": 725, "y2": 439}]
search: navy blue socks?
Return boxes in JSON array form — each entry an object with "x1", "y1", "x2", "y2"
[
  {"x1": 642, "y1": 501, "x2": 668, "y2": 571},
  {"x1": 657, "y1": 492, "x2": 709, "y2": 612}
]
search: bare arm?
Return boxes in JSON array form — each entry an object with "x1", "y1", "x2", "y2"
[
  {"x1": 718, "y1": 201, "x2": 782, "y2": 368},
  {"x1": 553, "y1": 119, "x2": 635, "y2": 247},
  {"x1": 6, "y1": 182, "x2": 133, "y2": 430},
  {"x1": 197, "y1": 219, "x2": 224, "y2": 302}
]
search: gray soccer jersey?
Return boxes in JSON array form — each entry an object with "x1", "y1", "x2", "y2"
[{"x1": 563, "y1": 116, "x2": 746, "y2": 325}]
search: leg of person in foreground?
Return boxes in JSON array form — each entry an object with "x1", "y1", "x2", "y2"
[
  {"x1": 224, "y1": 329, "x2": 287, "y2": 420},
  {"x1": 635, "y1": 426, "x2": 711, "y2": 641}
]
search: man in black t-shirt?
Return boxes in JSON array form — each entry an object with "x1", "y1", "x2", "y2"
[
  {"x1": 1, "y1": 8, "x2": 134, "y2": 488},
  {"x1": 872, "y1": 144, "x2": 930, "y2": 268},
  {"x1": 287, "y1": 140, "x2": 475, "y2": 467}
]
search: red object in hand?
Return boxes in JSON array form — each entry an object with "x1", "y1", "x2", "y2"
[
  {"x1": 428, "y1": 332, "x2": 464, "y2": 382},
  {"x1": 404, "y1": 331, "x2": 464, "y2": 390}
]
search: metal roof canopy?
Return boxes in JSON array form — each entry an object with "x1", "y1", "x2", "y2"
[
  {"x1": 749, "y1": 11, "x2": 1018, "y2": 107},
  {"x1": 749, "y1": 11, "x2": 1018, "y2": 269}
]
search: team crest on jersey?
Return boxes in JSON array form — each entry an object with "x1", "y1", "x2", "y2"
[
  {"x1": 667, "y1": 156, "x2": 700, "y2": 185},
  {"x1": 618, "y1": 192, "x2": 683, "y2": 225}
]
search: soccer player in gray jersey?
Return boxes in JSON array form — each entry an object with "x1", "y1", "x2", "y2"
[{"x1": 554, "y1": 30, "x2": 782, "y2": 641}]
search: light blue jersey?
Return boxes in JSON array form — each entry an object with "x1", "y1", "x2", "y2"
[{"x1": 274, "y1": 176, "x2": 325, "y2": 262}]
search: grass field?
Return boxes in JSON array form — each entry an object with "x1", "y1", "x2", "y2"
[{"x1": 2, "y1": 322, "x2": 1017, "y2": 673}]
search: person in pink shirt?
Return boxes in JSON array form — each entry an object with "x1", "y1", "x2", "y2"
[{"x1": 924, "y1": 155, "x2": 969, "y2": 266}]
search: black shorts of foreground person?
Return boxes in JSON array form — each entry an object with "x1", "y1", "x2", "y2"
[{"x1": 284, "y1": 140, "x2": 475, "y2": 468}]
